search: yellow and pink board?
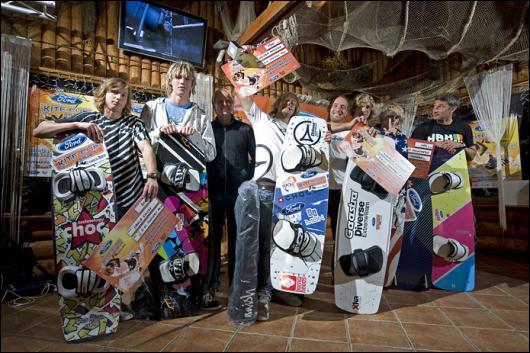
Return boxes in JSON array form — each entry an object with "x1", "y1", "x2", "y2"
[{"x1": 430, "y1": 149, "x2": 475, "y2": 291}]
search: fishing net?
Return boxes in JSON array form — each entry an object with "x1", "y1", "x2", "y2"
[{"x1": 271, "y1": 1, "x2": 528, "y2": 101}]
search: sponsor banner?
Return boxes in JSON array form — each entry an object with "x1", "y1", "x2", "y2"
[
  {"x1": 222, "y1": 36, "x2": 300, "y2": 97},
  {"x1": 26, "y1": 88, "x2": 146, "y2": 177},
  {"x1": 469, "y1": 117, "x2": 521, "y2": 188},
  {"x1": 84, "y1": 196, "x2": 175, "y2": 294},
  {"x1": 407, "y1": 139, "x2": 435, "y2": 179},
  {"x1": 339, "y1": 123, "x2": 415, "y2": 196}
]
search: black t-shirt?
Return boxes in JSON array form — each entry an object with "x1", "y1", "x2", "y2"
[{"x1": 411, "y1": 119, "x2": 474, "y2": 147}]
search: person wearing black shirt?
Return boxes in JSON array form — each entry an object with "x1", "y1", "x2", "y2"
[
  {"x1": 203, "y1": 89, "x2": 256, "y2": 310},
  {"x1": 412, "y1": 93, "x2": 477, "y2": 161}
]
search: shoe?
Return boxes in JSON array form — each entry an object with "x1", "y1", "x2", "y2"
[
  {"x1": 257, "y1": 297, "x2": 270, "y2": 321},
  {"x1": 272, "y1": 291, "x2": 302, "y2": 307},
  {"x1": 433, "y1": 235, "x2": 470, "y2": 262},
  {"x1": 202, "y1": 292, "x2": 222, "y2": 311},
  {"x1": 350, "y1": 166, "x2": 388, "y2": 199},
  {"x1": 429, "y1": 171, "x2": 464, "y2": 194},
  {"x1": 119, "y1": 306, "x2": 134, "y2": 321}
]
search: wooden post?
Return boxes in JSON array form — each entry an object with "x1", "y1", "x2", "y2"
[
  {"x1": 71, "y1": 3, "x2": 83, "y2": 73},
  {"x1": 151, "y1": 60, "x2": 161, "y2": 89},
  {"x1": 160, "y1": 62, "x2": 169, "y2": 94},
  {"x1": 107, "y1": 1, "x2": 119, "y2": 77},
  {"x1": 83, "y1": 28, "x2": 95, "y2": 75},
  {"x1": 41, "y1": 21, "x2": 56, "y2": 68},
  {"x1": 129, "y1": 55, "x2": 141, "y2": 84},
  {"x1": 118, "y1": 49, "x2": 130, "y2": 80},
  {"x1": 141, "y1": 58, "x2": 152, "y2": 87},
  {"x1": 28, "y1": 21, "x2": 41, "y2": 68},
  {"x1": 56, "y1": 2, "x2": 71, "y2": 71},
  {"x1": 95, "y1": 1, "x2": 107, "y2": 77}
]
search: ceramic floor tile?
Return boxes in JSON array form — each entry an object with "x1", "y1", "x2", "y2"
[
  {"x1": 20, "y1": 312, "x2": 65, "y2": 342},
  {"x1": 425, "y1": 292, "x2": 483, "y2": 309},
  {"x1": 294, "y1": 312, "x2": 347, "y2": 342},
  {"x1": 226, "y1": 333, "x2": 288, "y2": 352},
  {"x1": 349, "y1": 343, "x2": 413, "y2": 352},
  {"x1": 393, "y1": 305, "x2": 452, "y2": 325},
  {"x1": 0, "y1": 334, "x2": 53, "y2": 352},
  {"x1": 162, "y1": 327, "x2": 234, "y2": 352},
  {"x1": 403, "y1": 322, "x2": 476, "y2": 351},
  {"x1": 239, "y1": 310, "x2": 296, "y2": 337},
  {"x1": 189, "y1": 310, "x2": 237, "y2": 332},
  {"x1": 348, "y1": 320, "x2": 411, "y2": 348},
  {"x1": 38, "y1": 342, "x2": 106, "y2": 352},
  {"x1": 383, "y1": 289, "x2": 433, "y2": 306},
  {"x1": 347, "y1": 302, "x2": 397, "y2": 322},
  {"x1": 107, "y1": 321, "x2": 184, "y2": 351},
  {"x1": 495, "y1": 282, "x2": 529, "y2": 297},
  {"x1": 491, "y1": 310, "x2": 529, "y2": 331},
  {"x1": 471, "y1": 294, "x2": 529, "y2": 311},
  {"x1": 442, "y1": 307, "x2": 512, "y2": 329},
  {"x1": 289, "y1": 338, "x2": 349, "y2": 352},
  {"x1": 0, "y1": 309, "x2": 51, "y2": 334},
  {"x1": 461, "y1": 327, "x2": 530, "y2": 352}
]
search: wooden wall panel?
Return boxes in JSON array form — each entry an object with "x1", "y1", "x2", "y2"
[{"x1": 55, "y1": 2, "x2": 71, "y2": 71}]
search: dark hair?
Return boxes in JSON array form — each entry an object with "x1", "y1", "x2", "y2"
[
  {"x1": 327, "y1": 95, "x2": 350, "y2": 116},
  {"x1": 271, "y1": 92, "x2": 299, "y2": 118},
  {"x1": 434, "y1": 93, "x2": 459, "y2": 108}
]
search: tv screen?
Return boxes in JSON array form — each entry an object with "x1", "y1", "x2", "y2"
[{"x1": 118, "y1": 1, "x2": 207, "y2": 68}]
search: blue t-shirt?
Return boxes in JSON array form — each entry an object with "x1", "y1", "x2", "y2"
[{"x1": 164, "y1": 99, "x2": 193, "y2": 125}]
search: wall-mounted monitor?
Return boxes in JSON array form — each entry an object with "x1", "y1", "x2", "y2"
[{"x1": 118, "y1": 1, "x2": 207, "y2": 68}]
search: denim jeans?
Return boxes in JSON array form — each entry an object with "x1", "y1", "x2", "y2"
[
  {"x1": 257, "y1": 188, "x2": 274, "y2": 301},
  {"x1": 204, "y1": 194, "x2": 237, "y2": 294}
]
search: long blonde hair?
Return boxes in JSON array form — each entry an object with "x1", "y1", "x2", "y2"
[
  {"x1": 93, "y1": 77, "x2": 132, "y2": 115},
  {"x1": 163, "y1": 61, "x2": 197, "y2": 97}
]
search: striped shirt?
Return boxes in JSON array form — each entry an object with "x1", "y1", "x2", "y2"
[{"x1": 61, "y1": 112, "x2": 149, "y2": 212}]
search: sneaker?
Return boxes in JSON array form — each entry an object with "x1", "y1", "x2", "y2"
[
  {"x1": 202, "y1": 292, "x2": 222, "y2": 311},
  {"x1": 272, "y1": 290, "x2": 303, "y2": 307},
  {"x1": 119, "y1": 308, "x2": 134, "y2": 321},
  {"x1": 257, "y1": 297, "x2": 270, "y2": 321}
]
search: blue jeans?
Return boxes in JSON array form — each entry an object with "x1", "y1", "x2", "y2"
[
  {"x1": 204, "y1": 194, "x2": 237, "y2": 294},
  {"x1": 257, "y1": 188, "x2": 274, "y2": 301}
]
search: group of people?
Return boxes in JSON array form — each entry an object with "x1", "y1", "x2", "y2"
[{"x1": 33, "y1": 58, "x2": 477, "y2": 322}]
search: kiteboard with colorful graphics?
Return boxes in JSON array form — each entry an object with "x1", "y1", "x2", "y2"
[
  {"x1": 430, "y1": 149, "x2": 475, "y2": 292},
  {"x1": 271, "y1": 115, "x2": 329, "y2": 295},
  {"x1": 152, "y1": 133, "x2": 208, "y2": 317},
  {"x1": 51, "y1": 133, "x2": 120, "y2": 342}
]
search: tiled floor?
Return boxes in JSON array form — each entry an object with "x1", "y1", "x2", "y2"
[{"x1": 1, "y1": 238, "x2": 528, "y2": 352}]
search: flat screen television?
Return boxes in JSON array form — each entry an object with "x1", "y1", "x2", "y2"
[{"x1": 118, "y1": 1, "x2": 207, "y2": 68}]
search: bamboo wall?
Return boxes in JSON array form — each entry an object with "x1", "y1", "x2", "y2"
[
  {"x1": 1, "y1": 1, "x2": 224, "y2": 94},
  {"x1": 1, "y1": 1, "x2": 528, "y2": 99}
]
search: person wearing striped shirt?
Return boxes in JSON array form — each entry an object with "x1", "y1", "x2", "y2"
[{"x1": 33, "y1": 77, "x2": 159, "y2": 217}]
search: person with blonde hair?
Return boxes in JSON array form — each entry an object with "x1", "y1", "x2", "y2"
[
  {"x1": 203, "y1": 88, "x2": 255, "y2": 310},
  {"x1": 140, "y1": 60, "x2": 216, "y2": 162}
]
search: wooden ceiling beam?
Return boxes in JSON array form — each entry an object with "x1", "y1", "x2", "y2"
[{"x1": 237, "y1": 1, "x2": 301, "y2": 45}]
